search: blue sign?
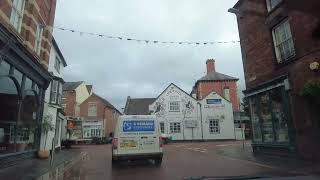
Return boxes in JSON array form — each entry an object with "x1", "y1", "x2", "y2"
[
  {"x1": 123, "y1": 120, "x2": 155, "y2": 132},
  {"x1": 206, "y1": 99, "x2": 222, "y2": 104}
]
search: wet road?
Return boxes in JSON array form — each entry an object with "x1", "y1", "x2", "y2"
[{"x1": 43, "y1": 142, "x2": 301, "y2": 180}]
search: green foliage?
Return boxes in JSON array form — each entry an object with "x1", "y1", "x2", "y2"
[{"x1": 301, "y1": 80, "x2": 320, "y2": 98}]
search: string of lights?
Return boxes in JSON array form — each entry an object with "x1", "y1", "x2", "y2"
[{"x1": 53, "y1": 26, "x2": 240, "y2": 46}]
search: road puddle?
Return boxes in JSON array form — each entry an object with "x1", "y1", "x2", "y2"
[{"x1": 36, "y1": 152, "x2": 88, "y2": 180}]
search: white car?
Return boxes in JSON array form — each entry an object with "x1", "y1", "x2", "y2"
[{"x1": 112, "y1": 115, "x2": 163, "y2": 166}]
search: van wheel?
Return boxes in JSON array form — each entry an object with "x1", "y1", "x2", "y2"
[{"x1": 154, "y1": 158, "x2": 162, "y2": 166}]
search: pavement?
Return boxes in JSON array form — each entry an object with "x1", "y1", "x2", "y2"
[
  {"x1": 0, "y1": 147, "x2": 85, "y2": 180},
  {"x1": 1, "y1": 141, "x2": 320, "y2": 180}
]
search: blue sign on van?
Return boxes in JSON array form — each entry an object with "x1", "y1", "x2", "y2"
[{"x1": 123, "y1": 120, "x2": 155, "y2": 132}]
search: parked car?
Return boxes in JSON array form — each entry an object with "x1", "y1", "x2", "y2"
[{"x1": 112, "y1": 115, "x2": 163, "y2": 166}]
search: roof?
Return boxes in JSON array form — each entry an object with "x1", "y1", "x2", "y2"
[
  {"x1": 92, "y1": 93, "x2": 122, "y2": 114},
  {"x1": 52, "y1": 38, "x2": 67, "y2": 67},
  {"x1": 63, "y1": 81, "x2": 83, "y2": 91},
  {"x1": 155, "y1": 83, "x2": 197, "y2": 101},
  {"x1": 124, "y1": 98, "x2": 156, "y2": 115},
  {"x1": 198, "y1": 72, "x2": 239, "y2": 82},
  {"x1": 86, "y1": 85, "x2": 93, "y2": 94}
]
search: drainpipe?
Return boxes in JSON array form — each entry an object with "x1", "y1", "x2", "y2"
[{"x1": 198, "y1": 102, "x2": 204, "y2": 140}]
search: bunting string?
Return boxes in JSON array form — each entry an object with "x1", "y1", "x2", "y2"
[{"x1": 53, "y1": 26, "x2": 240, "y2": 45}]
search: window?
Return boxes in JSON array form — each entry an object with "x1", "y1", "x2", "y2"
[
  {"x1": 169, "y1": 122, "x2": 181, "y2": 133},
  {"x1": 224, "y1": 87, "x2": 230, "y2": 101},
  {"x1": 62, "y1": 104, "x2": 67, "y2": 109},
  {"x1": 266, "y1": 0, "x2": 282, "y2": 11},
  {"x1": 50, "y1": 80, "x2": 62, "y2": 104},
  {"x1": 54, "y1": 57, "x2": 61, "y2": 73},
  {"x1": 209, "y1": 119, "x2": 220, "y2": 134},
  {"x1": 272, "y1": 20, "x2": 295, "y2": 63},
  {"x1": 160, "y1": 122, "x2": 165, "y2": 134},
  {"x1": 34, "y1": 22, "x2": 43, "y2": 54},
  {"x1": 169, "y1": 101, "x2": 180, "y2": 112},
  {"x1": 88, "y1": 102, "x2": 97, "y2": 117},
  {"x1": 10, "y1": 0, "x2": 25, "y2": 32}
]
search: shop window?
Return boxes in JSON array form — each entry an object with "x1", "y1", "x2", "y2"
[
  {"x1": 250, "y1": 98, "x2": 262, "y2": 142},
  {"x1": 249, "y1": 86, "x2": 289, "y2": 144},
  {"x1": 169, "y1": 101, "x2": 180, "y2": 112},
  {"x1": 10, "y1": 0, "x2": 26, "y2": 32},
  {"x1": 209, "y1": 119, "x2": 220, "y2": 134},
  {"x1": 270, "y1": 88, "x2": 289, "y2": 142},
  {"x1": 0, "y1": 76, "x2": 19, "y2": 154},
  {"x1": 13, "y1": 68, "x2": 23, "y2": 86},
  {"x1": 169, "y1": 122, "x2": 181, "y2": 133},
  {"x1": 88, "y1": 102, "x2": 97, "y2": 117},
  {"x1": 160, "y1": 122, "x2": 165, "y2": 134},
  {"x1": 272, "y1": 20, "x2": 295, "y2": 63},
  {"x1": 0, "y1": 60, "x2": 10, "y2": 76},
  {"x1": 24, "y1": 77, "x2": 33, "y2": 90},
  {"x1": 259, "y1": 93, "x2": 274, "y2": 142}
]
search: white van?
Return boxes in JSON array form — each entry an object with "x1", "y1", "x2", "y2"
[{"x1": 112, "y1": 115, "x2": 163, "y2": 166}]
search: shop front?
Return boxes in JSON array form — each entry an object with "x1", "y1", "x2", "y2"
[
  {"x1": 0, "y1": 24, "x2": 51, "y2": 166},
  {"x1": 246, "y1": 77, "x2": 296, "y2": 155}
]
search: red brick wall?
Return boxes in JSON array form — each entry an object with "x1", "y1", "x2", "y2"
[
  {"x1": 236, "y1": 0, "x2": 320, "y2": 160},
  {"x1": 79, "y1": 95, "x2": 120, "y2": 137},
  {"x1": 62, "y1": 91, "x2": 76, "y2": 117},
  {"x1": 198, "y1": 81, "x2": 240, "y2": 112}
]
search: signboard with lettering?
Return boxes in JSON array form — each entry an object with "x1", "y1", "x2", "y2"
[
  {"x1": 123, "y1": 120, "x2": 155, "y2": 132},
  {"x1": 206, "y1": 99, "x2": 222, "y2": 105}
]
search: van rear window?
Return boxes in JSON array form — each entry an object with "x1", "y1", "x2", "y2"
[{"x1": 123, "y1": 120, "x2": 155, "y2": 132}]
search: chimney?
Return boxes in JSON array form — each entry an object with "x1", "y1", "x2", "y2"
[{"x1": 206, "y1": 59, "x2": 215, "y2": 74}]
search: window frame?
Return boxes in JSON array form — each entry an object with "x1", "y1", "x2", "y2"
[
  {"x1": 159, "y1": 122, "x2": 165, "y2": 134},
  {"x1": 50, "y1": 79, "x2": 62, "y2": 105},
  {"x1": 266, "y1": 0, "x2": 282, "y2": 12},
  {"x1": 272, "y1": 19, "x2": 295, "y2": 63},
  {"x1": 88, "y1": 102, "x2": 97, "y2": 117},
  {"x1": 34, "y1": 22, "x2": 43, "y2": 55},
  {"x1": 10, "y1": 0, "x2": 26, "y2": 32},
  {"x1": 169, "y1": 122, "x2": 181, "y2": 134},
  {"x1": 54, "y1": 56, "x2": 61, "y2": 73},
  {"x1": 209, "y1": 119, "x2": 220, "y2": 134},
  {"x1": 224, "y1": 87, "x2": 230, "y2": 101},
  {"x1": 169, "y1": 101, "x2": 180, "y2": 112}
]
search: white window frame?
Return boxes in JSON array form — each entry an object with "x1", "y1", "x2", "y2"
[
  {"x1": 88, "y1": 102, "x2": 97, "y2": 117},
  {"x1": 51, "y1": 80, "x2": 58, "y2": 103},
  {"x1": 209, "y1": 119, "x2": 220, "y2": 134},
  {"x1": 224, "y1": 87, "x2": 230, "y2": 101},
  {"x1": 54, "y1": 56, "x2": 61, "y2": 73},
  {"x1": 169, "y1": 101, "x2": 180, "y2": 112},
  {"x1": 160, "y1": 122, "x2": 165, "y2": 134},
  {"x1": 272, "y1": 20, "x2": 295, "y2": 63},
  {"x1": 266, "y1": 0, "x2": 282, "y2": 12},
  {"x1": 34, "y1": 22, "x2": 43, "y2": 55},
  {"x1": 10, "y1": 0, "x2": 26, "y2": 32},
  {"x1": 169, "y1": 122, "x2": 181, "y2": 134}
]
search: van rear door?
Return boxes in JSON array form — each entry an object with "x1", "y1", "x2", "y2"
[{"x1": 118, "y1": 118, "x2": 159, "y2": 154}]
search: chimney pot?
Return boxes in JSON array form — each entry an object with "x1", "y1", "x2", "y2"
[{"x1": 206, "y1": 59, "x2": 215, "y2": 74}]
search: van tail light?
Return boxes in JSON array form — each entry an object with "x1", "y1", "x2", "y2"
[
  {"x1": 112, "y1": 138, "x2": 118, "y2": 150},
  {"x1": 159, "y1": 137, "x2": 163, "y2": 148}
]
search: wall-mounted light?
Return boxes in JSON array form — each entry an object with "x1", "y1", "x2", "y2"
[{"x1": 310, "y1": 61, "x2": 319, "y2": 72}]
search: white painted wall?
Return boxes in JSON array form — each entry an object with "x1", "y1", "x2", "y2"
[
  {"x1": 41, "y1": 42, "x2": 66, "y2": 150},
  {"x1": 149, "y1": 84, "x2": 201, "y2": 140},
  {"x1": 200, "y1": 91, "x2": 235, "y2": 140},
  {"x1": 74, "y1": 83, "x2": 91, "y2": 117}
]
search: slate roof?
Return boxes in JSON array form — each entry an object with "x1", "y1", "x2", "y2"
[
  {"x1": 63, "y1": 81, "x2": 83, "y2": 91},
  {"x1": 124, "y1": 98, "x2": 156, "y2": 115},
  {"x1": 92, "y1": 93, "x2": 121, "y2": 114},
  {"x1": 198, "y1": 71, "x2": 238, "y2": 81}
]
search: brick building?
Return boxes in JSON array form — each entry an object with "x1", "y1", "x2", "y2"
[
  {"x1": 0, "y1": 0, "x2": 57, "y2": 164},
  {"x1": 192, "y1": 59, "x2": 240, "y2": 112},
  {"x1": 231, "y1": 0, "x2": 320, "y2": 160},
  {"x1": 79, "y1": 93, "x2": 121, "y2": 138}
]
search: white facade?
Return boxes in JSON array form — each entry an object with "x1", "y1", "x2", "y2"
[
  {"x1": 41, "y1": 39, "x2": 67, "y2": 150},
  {"x1": 199, "y1": 91, "x2": 235, "y2": 140},
  {"x1": 149, "y1": 84, "x2": 201, "y2": 140},
  {"x1": 74, "y1": 83, "x2": 91, "y2": 117},
  {"x1": 82, "y1": 121, "x2": 103, "y2": 138},
  {"x1": 149, "y1": 84, "x2": 236, "y2": 141}
]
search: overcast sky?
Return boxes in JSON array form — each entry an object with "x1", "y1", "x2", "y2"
[{"x1": 54, "y1": 0, "x2": 244, "y2": 111}]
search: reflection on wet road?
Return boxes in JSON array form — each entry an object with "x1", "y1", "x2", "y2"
[{"x1": 37, "y1": 143, "x2": 301, "y2": 180}]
